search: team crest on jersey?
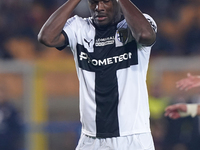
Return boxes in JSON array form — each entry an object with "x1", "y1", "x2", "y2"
[
  {"x1": 116, "y1": 28, "x2": 129, "y2": 44},
  {"x1": 115, "y1": 28, "x2": 130, "y2": 47}
]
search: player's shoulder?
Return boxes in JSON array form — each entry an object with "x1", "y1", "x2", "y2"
[
  {"x1": 117, "y1": 18, "x2": 128, "y2": 29},
  {"x1": 72, "y1": 15, "x2": 92, "y2": 25},
  {"x1": 65, "y1": 15, "x2": 92, "y2": 28}
]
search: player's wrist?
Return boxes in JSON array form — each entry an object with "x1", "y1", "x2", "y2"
[{"x1": 178, "y1": 104, "x2": 198, "y2": 117}]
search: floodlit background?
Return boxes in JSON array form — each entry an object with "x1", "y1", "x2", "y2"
[{"x1": 0, "y1": 0, "x2": 200, "y2": 150}]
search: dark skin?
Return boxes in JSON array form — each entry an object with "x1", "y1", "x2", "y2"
[
  {"x1": 88, "y1": 0, "x2": 122, "y2": 28},
  {"x1": 38, "y1": 0, "x2": 156, "y2": 48}
]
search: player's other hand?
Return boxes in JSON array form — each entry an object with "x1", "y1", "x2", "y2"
[
  {"x1": 164, "y1": 104, "x2": 187, "y2": 119},
  {"x1": 176, "y1": 73, "x2": 200, "y2": 91}
]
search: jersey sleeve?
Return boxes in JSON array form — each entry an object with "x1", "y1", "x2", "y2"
[
  {"x1": 137, "y1": 14, "x2": 157, "y2": 53},
  {"x1": 56, "y1": 30, "x2": 69, "y2": 50},
  {"x1": 143, "y1": 13, "x2": 157, "y2": 33},
  {"x1": 60, "y1": 15, "x2": 81, "y2": 52}
]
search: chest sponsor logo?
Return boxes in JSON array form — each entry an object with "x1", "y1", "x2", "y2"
[{"x1": 79, "y1": 51, "x2": 132, "y2": 66}]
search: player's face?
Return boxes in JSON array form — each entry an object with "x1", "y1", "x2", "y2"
[{"x1": 88, "y1": 0, "x2": 121, "y2": 27}]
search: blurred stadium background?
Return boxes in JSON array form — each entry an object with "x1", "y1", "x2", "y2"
[{"x1": 1, "y1": 0, "x2": 200, "y2": 150}]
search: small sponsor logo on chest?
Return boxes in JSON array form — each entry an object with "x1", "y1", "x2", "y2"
[{"x1": 95, "y1": 36, "x2": 115, "y2": 47}]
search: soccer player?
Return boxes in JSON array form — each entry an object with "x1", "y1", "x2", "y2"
[
  {"x1": 38, "y1": 0, "x2": 157, "y2": 149},
  {"x1": 165, "y1": 73, "x2": 200, "y2": 119}
]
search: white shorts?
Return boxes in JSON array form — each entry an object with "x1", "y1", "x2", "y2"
[{"x1": 76, "y1": 132, "x2": 155, "y2": 150}]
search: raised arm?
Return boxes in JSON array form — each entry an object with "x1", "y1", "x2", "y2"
[
  {"x1": 38, "y1": 0, "x2": 81, "y2": 48},
  {"x1": 118, "y1": 0, "x2": 156, "y2": 46}
]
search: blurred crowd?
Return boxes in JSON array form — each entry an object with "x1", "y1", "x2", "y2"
[
  {"x1": 135, "y1": 0, "x2": 200, "y2": 56},
  {"x1": 148, "y1": 83, "x2": 200, "y2": 150},
  {"x1": 1, "y1": 0, "x2": 200, "y2": 60},
  {"x1": 0, "y1": 0, "x2": 72, "y2": 60}
]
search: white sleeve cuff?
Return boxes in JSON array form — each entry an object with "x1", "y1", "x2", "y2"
[{"x1": 179, "y1": 104, "x2": 198, "y2": 117}]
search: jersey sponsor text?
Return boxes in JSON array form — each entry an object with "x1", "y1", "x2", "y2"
[
  {"x1": 95, "y1": 36, "x2": 115, "y2": 47},
  {"x1": 79, "y1": 51, "x2": 132, "y2": 66}
]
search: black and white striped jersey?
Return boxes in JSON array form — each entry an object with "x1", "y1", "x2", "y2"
[{"x1": 62, "y1": 14, "x2": 157, "y2": 138}]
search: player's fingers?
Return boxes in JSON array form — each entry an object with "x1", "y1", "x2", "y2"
[
  {"x1": 168, "y1": 112, "x2": 180, "y2": 119},
  {"x1": 165, "y1": 106, "x2": 173, "y2": 111},
  {"x1": 185, "y1": 85, "x2": 194, "y2": 91},
  {"x1": 176, "y1": 76, "x2": 194, "y2": 90},
  {"x1": 164, "y1": 111, "x2": 171, "y2": 117},
  {"x1": 176, "y1": 80, "x2": 187, "y2": 89},
  {"x1": 176, "y1": 81, "x2": 191, "y2": 90},
  {"x1": 165, "y1": 104, "x2": 182, "y2": 112}
]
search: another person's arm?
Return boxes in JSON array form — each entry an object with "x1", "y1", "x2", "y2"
[
  {"x1": 38, "y1": 0, "x2": 81, "y2": 48},
  {"x1": 176, "y1": 73, "x2": 200, "y2": 91},
  {"x1": 118, "y1": 0, "x2": 156, "y2": 46},
  {"x1": 164, "y1": 103, "x2": 200, "y2": 119}
]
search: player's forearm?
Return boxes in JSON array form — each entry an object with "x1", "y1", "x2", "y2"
[
  {"x1": 197, "y1": 105, "x2": 200, "y2": 116},
  {"x1": 118, "y1": 0, "x2": 156, "y2": 45},
  {"x1": 38, "y1": 0, "x2": 81, "y2": 47}
]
